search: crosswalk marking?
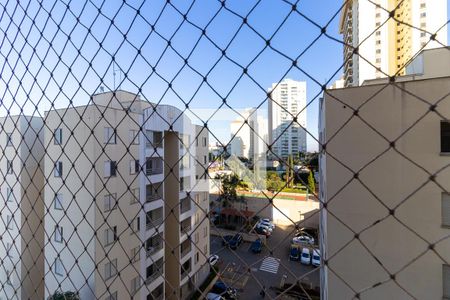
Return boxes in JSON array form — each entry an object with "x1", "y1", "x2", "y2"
[{"x1": 259, "y1": 256, "x2": 280, "y2": 274}]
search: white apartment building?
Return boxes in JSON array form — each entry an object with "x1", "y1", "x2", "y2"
[
  {"x1": 43, "y1": 91, "x2": 150, "y2": 299},
  {"x1": 0, "y1": 115, "x2": 45, "y2": 300},
  {"x1": 139, "y1": 105, "x2": 210, "y2": 300},
  {"x1": 340, "y1": 0, "x2": 448, "y2": 87},
  {"x1": 319, "y1": 48, "x2": 450, "y2": 299},
  {"x1": 268, "y1": 78, "x2": 307, "y2": 158},
  {"x1": 229, "y1": 108, "x2": 268, "y2": 161}
]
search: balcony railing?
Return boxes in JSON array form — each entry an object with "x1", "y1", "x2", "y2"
[
  {"x1": 146, "y1": 167, "x2": 163, "y2": 176},
  {"x1": 180, "y1": 198, "x2": 191, "y2": 214},
  {"x1": 145, "y1": 269, "x2": 163, "y2": 285},
  {"x1": 146, "y1": 242, "x2": 163, "y2": 257},
  {"x1": 180, "y1": 223, "x2": 191, "y2": 234},
  {"x1": 146, "y1": 218, "x2": 163, "y2": 230},
  {"x1": 180, "y1": 244, "x2": 191, "y2": 258}
]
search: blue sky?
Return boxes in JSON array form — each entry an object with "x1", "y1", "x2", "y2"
[{"x1": 0, "y1": 0, "x2": 448, "y2": 151}]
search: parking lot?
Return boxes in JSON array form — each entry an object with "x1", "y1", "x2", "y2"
[{"x1": 210, "y1": 225, "x2": 320, "y2": 299}]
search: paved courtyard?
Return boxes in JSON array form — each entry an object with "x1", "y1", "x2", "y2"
[{"x1": 210, "y1": 225, "x2": 320, "y2": 299}]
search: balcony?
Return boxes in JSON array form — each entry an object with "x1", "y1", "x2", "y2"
[
  {"x1": 145, "y1": 131, "x2": 163, "y2": 149},
  {"x1": 146, "y1": 258, "x2": 164, "y2": 285},
  {"x1": 146, "y1": 184, "x2": 163, "y2": 203},
  {"x1": 180, "y1": 239, "x2": 192, "y2": 258},
  {"x1": 145, "y1": 269, "x2": 163, "y2": 285},
  {"x1": 146, "y1": 235, "x2": 163, "y2": 257},
  {"x1": 146, "y1": 208, "x2": 163, "y2": 230},
  {"x1": 146, "y1": 158, "x2": 163, "y2": 176},
  {"x1": 180, "y1": 218, "x2": 192, "y2": 235},
  {"x1": 180, "y1": 197, "x2": 191, "y2": 214},
  {"x1": 180, "y1": 258, "x2": 191, "y2": 280}
]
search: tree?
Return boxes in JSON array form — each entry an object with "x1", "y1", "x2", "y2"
[
  {"x1": 266, "y1": 171, "x2": 284, "y2": 192},
  {"x1": 307, "y1": 171, "x2": 315, "y2": 193},
  {"x1": 216, "y1": 174, "x2": 241, "y2": 207},
  {"x1": 284, "y1": 155, "x2": 294, "y2": 188},
  {"x1": 48, "y1": 291, "x2": 80, "y2": 300}
]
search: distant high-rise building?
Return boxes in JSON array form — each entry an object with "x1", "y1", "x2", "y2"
[
  {"x1": 340, "y1": 0, "x2": 448, "y2": 87},
  {"x1": 229, "y1": 108, "x2": 268, "y2": 161},
  {"x1": 268, "y1": 79, "x2": 307, "y2": 158}
]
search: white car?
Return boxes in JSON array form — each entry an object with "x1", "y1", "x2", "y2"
[
  {"x1": 258, "y1": 220, "x2": 275, "y2": 230},
  {"x1": 206, "y1": 293, "x2": 224, "y2": 300},
  {"x1": 256, "y1": 223, "x2": 273, "y2": 232},
  {"x1": 292, "y1": 235, "x2": 314, "y2": 245},
  {"x1": 260, "y1": 218, "x2": 276, "y2": 229},
  {"x1": 312, "y1": 249, "x2": 320, "y2": 267},
  {"x1": 208, "y1": 254, "x2": 219, "y2": 266},
  {"x1": 300, "y1": 248, "x2": 311, "y2": 265}
]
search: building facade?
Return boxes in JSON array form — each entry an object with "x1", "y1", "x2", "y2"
[
  {"x1": 139, "y1": 106, "x2": 210, "y2": 300},
  {"x1": 0, "y1": 115, "x2": 45, "y2": 300},
  {"x1": 319, "y1": 48, "x2": 450, "y2": 299},
  {"x1": 43, "y1": 91, "x2": 149, "y2": 299},
  {"x1": 340, "y1": 0, "x2": 448, "y2": 87},
  {"x1": 268, "y1": 79, "x2": 307, "y2": 158}
]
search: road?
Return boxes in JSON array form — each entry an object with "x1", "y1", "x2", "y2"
[{"x1": 210, "y1": 225, "x2": 320, "y2": 299}]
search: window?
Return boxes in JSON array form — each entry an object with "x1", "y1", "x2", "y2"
[
  {"x1": 54, "y1": 225, "x2": 63, "y2": 243},
  {"x1": 54, "y1": 258, "x2": 64, "y2": 276},
  {"x1": 130, "y1": 160, "x2": 139, "y2": 175},
  {"x1": 104, "y1": 259, "x2": 117, "y2": 279},
  {"x1": 6, "y1": 160, "x2": 13, "y2": 175},
  {"x1": 420, "y1": 12, "x2": 426, "y2": 18},
  {"x1": 443, "y1": 193, "x2": 450, "y2": 227},
  {"x1": 54, "y1": 128, "x2": 62, "y2": 145},
  {"x1": 105, "y1": 292, "x2": 117, "y2": 300},
  {"x1": 104, "y1": 161, "x2": 117, "y2": 177},
  {"x1": 129, "y1": 129, "x2": 139, "y2": 145},
  {"x1": 420, "y1": 32, "x2": 426, "y2": 37},
  {"x1": 6, "y1": 270, "x2": 12, "y2": 285},
  {"x1": 104, "y1": 194, "x2": 117, "y2": 212},
  {"x1": 202, "y1": 137, "x2": 207, "y2": 147},
  {"x1": 54, "y1": 193, "x2": 63, "y2": 210},
  {"x1": 6, "y1": 215, "x2": 13, "y2": 230},
  {"x1": 420, "y1": 3, "x2": 426, "y2": 9},
  {"x1": 195, "y1": 252, "x2": 199, "y2": 263},
  {"x1": 130, "y1": 247, "x2": 140, "y2": 263},
  {"x1": 104, "y1": 226, "x2": 117, "y2": 246},
  {"x1": 6, "y1": 187, "x2": 13, "y2": 202},
  {"x1": 376, "y1": 49, "x2": 381, "y2": 54},
  {"x1": 203, "y1": 226, "x2": 208, "y2": 238},
  {"x1": 6, "y1": 133, "x2": 12, "y2": 146},
  {"x1": 444, "y1": 265, "x2": 450, "y2": 299},
  {"x1": 203, "y1": 156, "x2": 207, "y2": 164},
  {"x1": 131, "y1": 276, "x2": 140, "y2": 294},
  {"x1": 130, "y1": 188, "x2": 139, "y2": 204},
  {"x1": 104, "y1": 127, "x2": 116, "y2": 144},
  {"x1": 54, "y1": 161, "x2": 63, "y2": 177},
  {"x1": 6, "y1": 242, "x2": 13, "y2": 257},
  {"x1": 441, "y1": 121, "x2": 450, "y2": 153}
]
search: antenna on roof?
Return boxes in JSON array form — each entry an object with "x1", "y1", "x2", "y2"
[
  {"x1": 99, "y1": 86, "x2": 105, "y2": 93},
  {"x1": 113, "y1": 62, "x2": 122, "y2": 90}
]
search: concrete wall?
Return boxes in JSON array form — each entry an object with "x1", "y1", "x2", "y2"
[{"x1": 321, "y1": 76, "x2": 450, "y2": 299}]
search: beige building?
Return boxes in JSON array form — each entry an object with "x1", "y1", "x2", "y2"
[
  {"x1": 320, "y1": 48, "x2": 450, "y2": 299},
  {"x1": 340, "y1": 0, "x2": 448, "y2": 87},
  {"x1": 0, "y1": 115, "x2": 45, "y2": 300},
  {"x1": 139, "y1": 105, "x2": 210, "y2": 300},
  {"x1": 43, "y1": 91, "x2": 149, "y2": 299}
]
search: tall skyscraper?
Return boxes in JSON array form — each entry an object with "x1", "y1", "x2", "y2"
[
  {"x1": 229, "y1": 108, "x2": 268, "y2": 161},
  {"x1": 340, "y1": 0, "x2": 448, "y2": 87},
  {"x1": 268, "y1": 79, "x2": 307, "y2": 159}
]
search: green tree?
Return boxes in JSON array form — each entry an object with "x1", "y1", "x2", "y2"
[
  {"x1": 216, "y1": 174, "x2": 241, "y2": 206},
  {"x1": 48, "y1": 291, "x2": 80, "y2": 300},
  {"x1": 266, "y1": 172, "x2": 284, "y2": 192},
  {"x1": 307, "y1": 171, "x2": 315, "y2": 193}
]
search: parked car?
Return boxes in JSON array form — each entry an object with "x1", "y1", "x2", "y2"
[
  {"x1": 208, "y1": 254, "x2": 219, "y2": 266},
  {"x1": 292, "y1": 235, "x2": 314, "y2": 245},
  {"x1": 289, "y1": 244, "x2": 300, "y2": 261},
  {"x1": 254, "y1": 226, "x2": 270, "y2": 236},
  {"x1": 228, "y1": 234, "x2": 243, "y2": 250},
  {"x1": 259, "y1": 219, "x2": 275, "y2": 229},
  {"x1": 300, "y1": 248, "x2": 311, "y2": 265},
  {"x1": 297, "y1": 227, "x2": 318, "y2": 240},
  {"x1": 256, "y1": 223, "x2": 273, "y2": 232},
  {"x1": 211, "y1": 281, "x2": 237, "y2": 299},
  {"x1": 312, "y1": 249, "x2": 320, "y2": 267},
  {"x1": 206, "y1": 292, "x2": 225, "y2": 300},
  {"x1": 251, "y1": 238, "x2": 263, "y2": 253},
  {"x1": 222, "y1": 235, "x2": 234, "y2": 246}
]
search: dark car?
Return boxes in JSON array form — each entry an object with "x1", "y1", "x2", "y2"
[
  {"x1": 222, "y1": 235, "x2": 234, "y2": 246},
  {"x1": 251, "y1": 238, "x2": 263, "y2": 253},
  {"x1": 290, "y1": 245, "x2": 300, "y2": 261},
  {"x1": 211, "y1": 281, "x2": 237, "y2": 299},
  {"x1": 228, "y1": 234, "x2": 243, "y2": 250}
]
